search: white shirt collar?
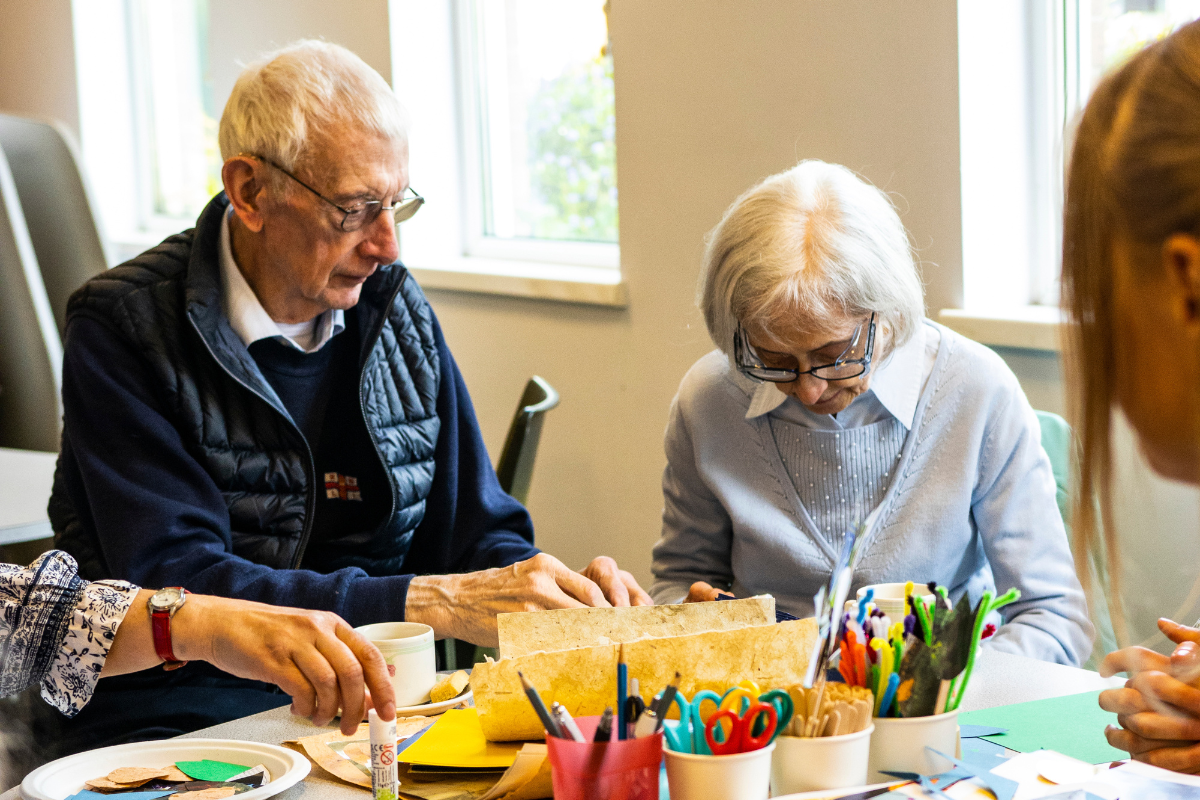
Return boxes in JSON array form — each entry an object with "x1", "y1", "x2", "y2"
[
  {"x1": 219, "y1": 209, "x2": 345, "y2": 353},
  {"x1": 744, "y1": 323, "x2": 927, "y2": 429}
]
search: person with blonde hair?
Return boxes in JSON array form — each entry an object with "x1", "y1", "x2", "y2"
[
  {"x1": 650, "y1": 160, "x2": 1093, "y2": 664},
  {"x1": 1060, "y1": 18, "x2": 1200, "y2": 773},
  {"x1": 50, "y1": 39, "x2": 647, "y2": 752}
]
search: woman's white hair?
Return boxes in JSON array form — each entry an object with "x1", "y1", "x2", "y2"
[
  {"x1": 218, "y1": 40, "x2": 409, "y2": 176},
  {"x1": 699, "y1": 160, "x2": 925, "y2": 357}
]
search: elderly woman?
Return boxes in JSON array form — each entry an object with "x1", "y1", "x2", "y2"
[{"x1": 650, "y1": 159, "x2": 1094, "y2": 665}]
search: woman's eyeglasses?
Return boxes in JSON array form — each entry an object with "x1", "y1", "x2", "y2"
[{"x1": 733, "y1": 313, "x2": 876, "y2": 383}]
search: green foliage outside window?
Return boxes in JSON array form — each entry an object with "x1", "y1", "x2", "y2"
[{"x1": 525, "y1": 55, "x2": 618, "y2": 243}]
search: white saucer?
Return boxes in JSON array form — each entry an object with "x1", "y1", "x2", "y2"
[{"x1": 395, "y1": 684, "x2": 473, "y2": 717}]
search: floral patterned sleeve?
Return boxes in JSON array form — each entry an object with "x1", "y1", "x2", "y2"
[{"x1": 0, "y1": 551, "x2": 139, "y2": 716}]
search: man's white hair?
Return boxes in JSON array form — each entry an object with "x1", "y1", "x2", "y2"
[
  {"x1": 698, "y1": 160, "x2": 925, "y2": 357},
  {"x1": 219, "y1": 39, "x2": 409, "y2": 174}
]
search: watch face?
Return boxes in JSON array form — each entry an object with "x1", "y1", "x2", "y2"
[{"x1": 150, "y1": 587, "x2": 185, "y2": 611}]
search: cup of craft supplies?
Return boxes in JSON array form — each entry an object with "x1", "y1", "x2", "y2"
[
  {"x1": 354, "y1": 622, "x2": 436, "y2": 707},
  {"x1": 850, "y1": 582, "x2": 936, "y2": 618},
  {"x1": 838, "y1": 581, "x2": 1021, "y2": 782},
  {"x1": 546, "y1": 715, "x2": 663, "y2": 800},
  {"x1": 661, "y1": 682, "x2": 788, "y2": 800},
  {"x1": 771, "y1": 683, "x2": 875, "y2": 793}
]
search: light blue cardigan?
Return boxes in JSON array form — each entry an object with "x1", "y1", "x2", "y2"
[{"x1": 650, "y1": 321, "x2": 1095, "y2": 666}]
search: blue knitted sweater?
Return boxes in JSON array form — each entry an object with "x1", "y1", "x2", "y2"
[{"x1": 650, "y1": 321, "x2": 1094, "y2": 666}]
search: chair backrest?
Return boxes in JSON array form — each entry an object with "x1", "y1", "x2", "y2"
[
  {"x1": 1035, "y1": 409, "x2": 1072, "y2": 526},
  {"x1": 0, "y1": 114, "x2": 109, "y2": 336},
  {"x1": 1034, "y1": 409, "x2": 1119, "y2": 664},
  {"x1": 0, "y1": 143, "x2": 63, "y2": 452},
  {"x1": 495, "y1": 376, "x2": 560, "y2": 505}
]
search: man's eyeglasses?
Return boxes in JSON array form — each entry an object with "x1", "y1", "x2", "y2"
[
  {"x1": 733, "y1": 313, "x2": 876, "y2": 383},
  {"x1": 243, "y1": 154, "x2": 424, "y2": 232}
]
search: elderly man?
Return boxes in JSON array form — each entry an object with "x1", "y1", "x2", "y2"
[{"x1": 50, "y1": 40, "x2": 647, "y2": 750}]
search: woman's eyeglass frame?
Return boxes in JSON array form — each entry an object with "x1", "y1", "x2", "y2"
[
  {"x1": 241, "y1": 153, "x2": 424, "y2": 232},
  {"x1": 733, "y1": 313, "x2": 877, "y2": 384}
]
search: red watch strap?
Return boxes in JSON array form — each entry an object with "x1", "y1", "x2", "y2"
[{"x1": 150, "y1": 593, "x2": 188, "y2": 670}]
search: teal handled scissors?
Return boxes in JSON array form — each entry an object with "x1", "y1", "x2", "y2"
[
  {"x1": 665, "y1": 689, "x2": 724, "y2": 755},
  {"x1": 663, "y1": 685, "x2": 793, "y2": 754},
  {"x1": 705, "y1": 700, "x2": 779, "y2": 755}
]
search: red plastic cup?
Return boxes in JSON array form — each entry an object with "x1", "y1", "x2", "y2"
[{"x1": 546, "y1": 715, "x2": 663, "y2": 800}]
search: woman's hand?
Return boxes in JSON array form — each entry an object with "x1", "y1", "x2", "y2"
[
  {"x1": 174, "y1": 595, "x2": 395, "y2": 735},
  {"x1": 684, "y1": 581, "x2": 734, "y2": 603},
  {"x1": 1099, "y1": 618, "x2": 1200, "y2": 771}
]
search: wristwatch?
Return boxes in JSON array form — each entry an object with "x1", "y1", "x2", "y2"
[{"x1": 147, "y1": 587, "x2": 189, "y2": 670}]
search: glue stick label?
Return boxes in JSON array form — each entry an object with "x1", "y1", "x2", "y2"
[{"x1": 368, "y1": 709, "x2": 398, "y2": 800}]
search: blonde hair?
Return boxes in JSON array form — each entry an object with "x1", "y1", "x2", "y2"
[
  {"x1": 698, "y1": 160, "x2": 925, "y2": 357},
  {"x1": 1061, "y1": 21, "x2": 1200, "y2": 647},
  {"x1": 218, "y1": 40, "x2": 409, "y2": 177}
]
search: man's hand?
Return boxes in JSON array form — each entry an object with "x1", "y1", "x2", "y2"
[
  {"x1": 1099, "y1": 618, "x2": 1200, "y2": 772},
  {"x1": 116, "y1": 594, "x2": 396, "y2": 735},
  {"x1": 406, "y1": 553, "x2": 651, "y2": 647},
  {"x1": 684, "y1": 580, "x2": 733, "y2": 603},
  {"x1": 579, "y1": 556, "x2": 653, "y2": 608}
]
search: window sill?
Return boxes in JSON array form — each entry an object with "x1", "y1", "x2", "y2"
[
  {"x1": 408, "y1": 258, "x2": 628, "y2": 308},
  {"x1": 937, "y1": 306, "x2": 1062, "y2": 352}
]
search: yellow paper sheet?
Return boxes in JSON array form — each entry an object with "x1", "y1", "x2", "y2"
[{"x1": 400, "y1": 709, "x2": 525, "y2": 769}]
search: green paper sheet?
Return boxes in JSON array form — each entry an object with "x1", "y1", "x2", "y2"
[
  {"x1": 957, "y1": 690, "x2": 1124, "y2": 765},
  {"x1": 175, "y1": 760, "x2": 250, "y2": 782}
]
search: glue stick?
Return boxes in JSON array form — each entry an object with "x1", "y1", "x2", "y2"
[{"x1": 368, "y1": 708, "x2": 398, "y2": 800}]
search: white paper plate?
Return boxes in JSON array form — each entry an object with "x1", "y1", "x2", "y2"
[{"x1": 21, "y1": 739, "x2": 310, "y2": 800}]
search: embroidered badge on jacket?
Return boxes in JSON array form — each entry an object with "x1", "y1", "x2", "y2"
[{"x1": 324, "y1": 472, "x2": 362, "y2": 501}]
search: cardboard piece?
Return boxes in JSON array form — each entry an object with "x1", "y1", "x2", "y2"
[
  {"x1": 399, "y1": 709, "x2": 523, "y2": 769},
  {"x1": 473, "y1": 617, "x2": 818, "y2": 741},
  {"x1": 957, "y1": 691, "x2": 1124, "y2": 765},
  {"x1": 173, "y1": 762, "x2": 248, "y2": 783},
  {"x1": 496, "y1": 596, "x2": 775, "y2": 658}
]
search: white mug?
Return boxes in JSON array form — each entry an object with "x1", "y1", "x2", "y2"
[{"x1": 355, "y1": 621, "x2": 437, "y2": 708}]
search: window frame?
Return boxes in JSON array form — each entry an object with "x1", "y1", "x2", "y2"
[{"x1": 389, "y1": 0, "x2": 626, "y2": 306}]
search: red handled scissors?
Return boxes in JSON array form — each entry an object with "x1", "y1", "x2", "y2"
[{"x1": 704, "y1": 700, "x2": 778, "y2": 755}]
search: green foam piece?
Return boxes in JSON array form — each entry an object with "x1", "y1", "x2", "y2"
[
  {"x1": 174, "y1": 760, "x2": 251, "y2": 782},
  {"x1": 957, "y1": 690, "x2": 1124, "y2": 765}
]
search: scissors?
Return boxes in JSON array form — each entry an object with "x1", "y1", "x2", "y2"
[
  {"x1": 705, "y1": 700, "x2": 778, "y2": 755},
  {"x1": 719, "y1": 685, "x2": 793, "y2": 736},
  {"x1": 666, "y1": 689, "x2": 724, "y2": 754}
]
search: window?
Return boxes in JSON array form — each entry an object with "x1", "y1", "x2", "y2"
[
  {"x1": 72, "y1": 0, "x2": 217, "y2": 257},
  {"x1": 957, "y1": 1, "x2": 1200, "y2": 315},
  {"x1": 391, "y1": 0, "x2": 626, "y2": 305}
]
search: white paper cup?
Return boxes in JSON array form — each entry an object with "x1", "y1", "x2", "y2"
[
  {"x1": 867, "y1": 711, "x2": 959, "y2": 782},
  {"x1": 664, "y1": 742, "x2": 774, "y2": 800},
  {"x1": 355, "y1": 622, "x2": 436, "y2": 707},
  {"x1": 848, "y1": 582, "x2": 936, "y2": 618},
  {"x1": 770, "y1": 725, "x2": 874, "y2": 794}
]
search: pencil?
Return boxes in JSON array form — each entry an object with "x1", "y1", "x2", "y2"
[
  {"x1": 616, "y1": 642, "x2": 628, "y2": 740},
  {"x1": 653, "y1": 671, "x2": 682, "y2": 733},
  {"x1": 518, "y1": 671, "x2": 563, "y2": 739}
]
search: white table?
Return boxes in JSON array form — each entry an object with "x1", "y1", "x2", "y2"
[
  {"x1": 189, "y1": 651, "x2": 1123, "y2": 800},
  {"x1": 3, "y1": 650, "x2": 1124, "y2": 800},
  {"x1": 0, "y1": 447, "x2": 56, "y2": 546}
]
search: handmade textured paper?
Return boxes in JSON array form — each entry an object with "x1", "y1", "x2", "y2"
[
  {"x1": 474, "y1": 618, "x2": 817, "y2": 741},
  {"x1": 958, "y1": 691, "x2": 1123, "y2": 765},
  {"x1": 496, "y1": 596, "x2": 774, "y2": 657}
]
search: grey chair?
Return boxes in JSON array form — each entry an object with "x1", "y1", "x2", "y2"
[
  {"x1": 0, "y1": 142, "x2": 62, "y2": 452},
  {"x1": 495, "y1": 376, "x2": 561, "y2": 505},
  {"x1": 438, "y1": 376, "x2": 561, "y2": 671},
  {"x1": 0, "y1": 114, "x2": 109, "y2": 336}
]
